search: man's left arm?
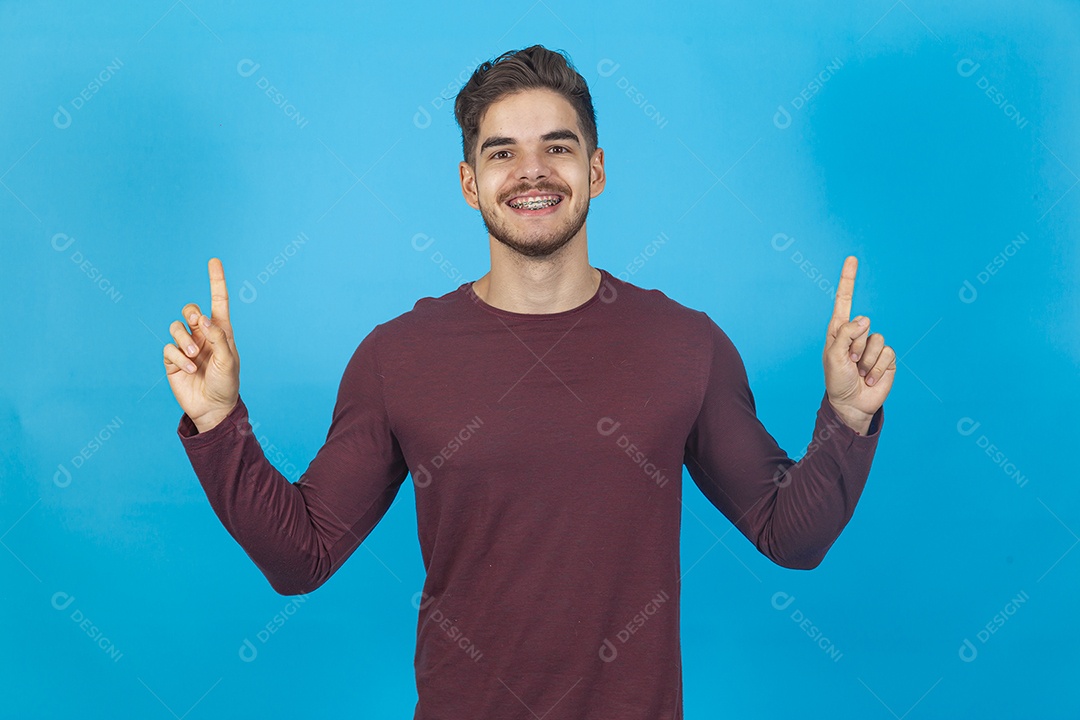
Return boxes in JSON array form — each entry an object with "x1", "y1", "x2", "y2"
[{"x1": 682, "y1": 256, "x2": 894, "y2": 570}]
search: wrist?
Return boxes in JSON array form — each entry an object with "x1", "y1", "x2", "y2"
[
  {"x1": 192, "y1": 398, "x2": 238, "y2": 434},
  {"x1": 828, "y1": 399, "x2": 873, "y2": 435}
]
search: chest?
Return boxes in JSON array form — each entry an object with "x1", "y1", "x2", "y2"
[{"x1": 384, "y1": 324, "x2": 704, "y2": 504}]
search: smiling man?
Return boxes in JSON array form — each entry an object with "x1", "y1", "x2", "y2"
[
  {"x1": 458, "y1": 71, "x2": 606, "y2": 313},
  {"x1": 169, "y1": 44, "x2": 893, "y2": 720}
]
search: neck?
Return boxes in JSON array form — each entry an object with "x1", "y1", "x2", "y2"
[{"x1": 472, "y1": 236, "x2": 600, "y2": 314}]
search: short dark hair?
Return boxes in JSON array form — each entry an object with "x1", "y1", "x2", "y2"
[{"x1": 454, "y1": 44, "x2": 598, "y2": 168}]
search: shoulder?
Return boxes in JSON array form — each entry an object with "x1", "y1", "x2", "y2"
[
  {"x1": 356, "y1": 281, "x2": 472, "y2": 352},
  {"x1": 609, "y1": 273, "x2": 750, "y2": 385},
  {"x1": 604, "y1": 271, "x2": 731, "y2": 341}
]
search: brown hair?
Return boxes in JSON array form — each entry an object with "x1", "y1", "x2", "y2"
[{"x1": 454, "y1": 44, "x2": 598, "y2": 168}]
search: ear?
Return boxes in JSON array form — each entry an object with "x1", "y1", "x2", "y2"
[
  {"x1": 460, "y1": 161, "x2": 480, "y2": 210},
  {"x1": 589, "y1": 147, "x2": 606, "y2": 199}
]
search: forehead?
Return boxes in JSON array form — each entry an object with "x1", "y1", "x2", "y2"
[{"x1": 478, "y1": 87, "x2": 579, "y2": 137}]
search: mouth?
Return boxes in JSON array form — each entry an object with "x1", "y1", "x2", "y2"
[{"x1": 505, "y1": 193, "x2": 564, "y2": 216}]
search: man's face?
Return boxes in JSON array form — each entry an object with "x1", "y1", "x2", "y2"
[{"x1": 460, "y1": 87, "x2": 605, "y2": 259}]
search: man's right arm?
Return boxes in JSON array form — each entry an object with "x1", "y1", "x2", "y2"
[
  {"x1": 176, "y1": 324, "x2": 410, "y2": 595},
  {"x1": 165, "y1": 258, "x2": 410, "y2": 594}
]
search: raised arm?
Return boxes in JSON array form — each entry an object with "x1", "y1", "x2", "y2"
[
  {"x1": 165, "y1": 259, "x2": 409, "y2": 594},
  {"x1": 683, "y1": 257, "x2": 890, "y2": 570}
]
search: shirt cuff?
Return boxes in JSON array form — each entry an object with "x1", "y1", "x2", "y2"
[
  {"x1": 177, "y1": 395, "x2": 250, "y2": 449},
  {"x1": 818, "y1": 390, "x2": 884, "y2": 442}
]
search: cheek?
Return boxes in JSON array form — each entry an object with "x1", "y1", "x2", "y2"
[
  {"x1": 479, "y1": 177, "x2": 505, "y2": 203},
  {"x1": 569, "y1": 168, "x2": 590, "y2": 192}
]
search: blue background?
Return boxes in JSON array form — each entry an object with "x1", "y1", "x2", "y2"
[{"x1": 3, "y1": 1, "x2": 1078, "y2": 717}]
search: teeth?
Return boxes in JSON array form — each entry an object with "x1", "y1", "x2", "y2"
[{"x1": 509, "y1": 195, "x2": 561, "y2": 209}]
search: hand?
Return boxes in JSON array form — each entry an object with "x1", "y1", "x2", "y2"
[
  {"x1": 822, "y1": 256, "x2": 896, "y2": 425},
  {"x1": 163, "y1": 258, "x2": 240, "y2": 433}
]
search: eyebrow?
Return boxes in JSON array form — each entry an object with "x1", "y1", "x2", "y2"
[{"x1": 479, "y1": 128, "x2": 581, "y2": 155}]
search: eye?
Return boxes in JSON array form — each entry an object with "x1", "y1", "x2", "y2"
[{"x1": 490, "y1": 146, "x2": 570, "y2": 160}]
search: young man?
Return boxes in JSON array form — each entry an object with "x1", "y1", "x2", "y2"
[{"x1": 166, "y1": 44, "x2": 893, "y2": 720}]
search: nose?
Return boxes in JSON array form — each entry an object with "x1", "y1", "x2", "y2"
[{"x1": 514, "y1": 146, "x2": 552, "y2": 181}]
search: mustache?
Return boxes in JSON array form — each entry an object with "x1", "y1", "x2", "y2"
[{"x1": 500, "y1": 185, "x2": 569, "y2": 203}]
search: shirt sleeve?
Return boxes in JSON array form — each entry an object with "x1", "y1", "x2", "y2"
[
  {"x1": 176, "y1": 323, "x2": 410, "y2": 594},
  {"x1": 682, "y1": 313, "x2": 884, "y2": 570}
]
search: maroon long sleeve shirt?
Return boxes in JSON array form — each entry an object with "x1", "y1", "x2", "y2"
[{"x1": 177, "y1": 267, "x2": 883, "y2": 719}]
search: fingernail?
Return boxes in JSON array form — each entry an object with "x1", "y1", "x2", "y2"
[
  {"x1": 850, "y1": 353, "x2": 859, "y2": 361},
  {"x1": 186, "y1": 363, "x2": 196, "y2": 373},
  {"x1": 857, "y1": 317, "x2": 868, "y2": 325},
  {"x1": 866, "y1": 376, "x2": 876, "y2": 386},
  {"x1": 190, "y1": 313, "x2": 198, "y2": 325}
]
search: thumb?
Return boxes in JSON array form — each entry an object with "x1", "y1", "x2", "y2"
[
  {"x1": 828, "y1": 316, "x2": 869, "y2": 362},
  {"x1": 200, "y1": 314, "x2": 234, "y2": 362}
]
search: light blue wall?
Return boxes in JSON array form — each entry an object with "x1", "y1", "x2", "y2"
[{"x1": 2, "y1": 1, "x2": 1077, "y2": 717}]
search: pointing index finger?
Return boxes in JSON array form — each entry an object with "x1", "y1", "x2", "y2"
[
  {"x1": 208, "y1": 257, "x2": 230, "y2": 325},
  {"x1": 831, "y1": 255, "x2": 857, "y2": 325}
]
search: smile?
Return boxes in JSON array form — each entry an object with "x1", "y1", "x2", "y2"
[{"x1": 507, "y1": 195, "x2": 562, "y2": 210}]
